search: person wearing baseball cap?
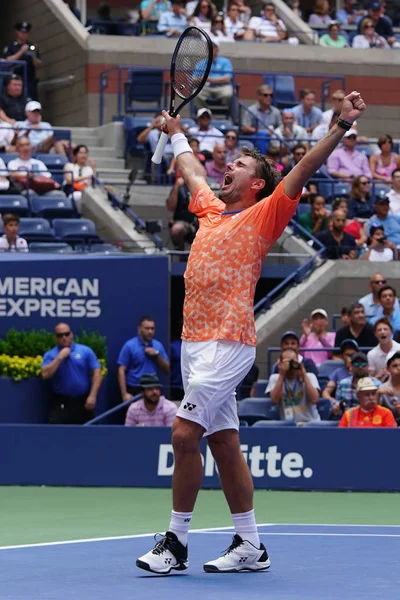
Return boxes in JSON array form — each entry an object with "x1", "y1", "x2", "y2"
[
  {"x1": 273, "y1": 330, "x2": 318, "y2": 376},
  {"x1": 357, "y1": 2, "x2": 397, "y2": 46},
  {"x1": 15, "y1": 100, "x2": 57, "y2": 153},
  {"x1": 3, "y1": 22, "x2": 42, "y2": 100},
  {"x1": 188, "y1": 108, "x2": 224, "y2": 158},
  {"x1": 367, "y1": 196, "x2": 400, "y2": 247},
  {"x1": 338, "y1": 376, "x2": 396, "y2": 427},
  {"x1": 300, "y1": 309, "x2": 336, "y2": 366}
]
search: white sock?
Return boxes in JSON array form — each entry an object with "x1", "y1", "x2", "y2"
[
  {"x1": 168, "y1": 510, "x2": 192, "y2": 546},
  {"x1": 232, "y1": 510, "x2": 260, "y2": 548}
]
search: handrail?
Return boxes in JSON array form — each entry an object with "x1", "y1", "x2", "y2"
[{"x1": 84, "y1": 393, "x2": 142, "y2": 425}]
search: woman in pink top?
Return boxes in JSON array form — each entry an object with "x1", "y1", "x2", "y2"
[
  {"x1": 300, "y1": 308, "x2": 336, "y2": 366},
  {"x1": 369, "y1": 135, "x2": 400, "y2": 183}
]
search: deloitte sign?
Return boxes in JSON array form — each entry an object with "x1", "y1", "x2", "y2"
[{"x1": 158, "y1": 443, "x2": 313, "y2": 482}]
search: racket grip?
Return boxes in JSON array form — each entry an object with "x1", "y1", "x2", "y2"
[{"x1": 151, "y1": 132, "x2": 169, "y2": 165}]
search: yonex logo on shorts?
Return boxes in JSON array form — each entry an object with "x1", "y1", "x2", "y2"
[{"x1": 183, "y1": 403, "x2": 197, "y2": 411}]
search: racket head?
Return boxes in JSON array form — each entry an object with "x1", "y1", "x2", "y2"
[{"x1": 169, "y1": 26, "x2": 213, "y2": 116}]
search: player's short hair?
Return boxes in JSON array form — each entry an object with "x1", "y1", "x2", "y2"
[{"x1": 240, "y1": 147, "x2": 281, "y2": 202}]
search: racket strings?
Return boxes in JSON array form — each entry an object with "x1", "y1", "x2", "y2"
[{"x1": 172, "y1": 29, "x2": 211, "y2": 100}]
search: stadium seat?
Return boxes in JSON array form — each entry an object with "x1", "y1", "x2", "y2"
[
  {"x1": 237, "y1": 397, "x2": 279, "y2": 425},
  {"x1": 53, "y1": 219, "x2": 101, "y2": 245},
  {"x1": 239, "y1": 420, "x2": 249, "y2": 427},
  {"x1": 124, "y1": 115, "x2": 153, "y2": 156},
  {"x1": 4, "y1": 152, "x2": 19, "y2": 164},
  {"x1": 373, "y1": 183, "x2": 391, "y2": 199},
  {"x1": 180, "y1": 117, "x2": 196, "y2": 130},
  {"x1": 297, "y1": 204, "x2": 311, "y2": 216},
  {"x1": 76, "y1": 243, "x2": 120, "y2": 253},
  {"x1": 302, "y1": 420, "x2": 338, "y2": 427},
  {"x1": 332, "y1": 182, "x2": 351, "y2": 198},
  {"x1": 316, "y1": 398, "x2": 333, "y2": 420},
  {"x1": 0, "y1": 195, "x2": 30, "y2": 217},
  {"x1": 211, "y1": 119, "x2": 234, "y2": 132},
  {"x1": 252, "y1": 420, "x2": 296, "y2": 427},
  {"x1": 29, "y1": 242, "x2": 74, "y2": 253},
  {"x1": 318, "y1": 359, "x2": 344, "y2": 378},
  {"x1": 124, "y1": 69, "x2": 166, "y2": 115},
  {"x1": 263, "y1": 75, "x2": 296, "y2": 109},
  {"x1": 317, "y1": 376, "x2": 329, "y2": 393},
  {"x1": 35, "y1": 154, "x2": 68, "y2": 184},
  {"x1": 18, "y1": 218, "x2": 55, "y2": 242},
  {"x1": 30, "y1": 195, "x2": 77, "y2": 220},
  {"x1": 239, "y1": 139, "x2": 255, "y2": 151},
  {"x1": 254, "y1": 379, "x2": 268, "y2": 397}
]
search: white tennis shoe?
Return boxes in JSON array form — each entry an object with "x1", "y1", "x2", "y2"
[
  {"x1": 203, "y1": 534, "x2": 271, "y2": 573},
  {"x1": 136, "y1": 531, "x2": 188, "y2": 574}
]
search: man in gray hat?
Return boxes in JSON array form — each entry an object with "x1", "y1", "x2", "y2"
[{"x1": 125, "y1": 373, "x2": 177, "y2": 426}]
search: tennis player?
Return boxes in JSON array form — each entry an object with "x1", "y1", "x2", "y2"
[{"x1": 137, "y1": 91, "x2": 366, "y2": 574}]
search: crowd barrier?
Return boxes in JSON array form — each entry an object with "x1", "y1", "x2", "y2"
[{"x1": 1, "y1": 424, "x2": 399, "y2": 490}]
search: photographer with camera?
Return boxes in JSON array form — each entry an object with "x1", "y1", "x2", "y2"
[
  {"x1": 266, "y1": 348, "x2": 320, "y2": 424},
  {"x1": 360, "y1": 225, "x2": 398, "y2": 262},
  {"x1": 4, "y1": 22, "x2": 42, "y2": 100}
]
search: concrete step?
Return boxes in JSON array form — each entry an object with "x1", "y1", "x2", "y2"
[
  {"x1": 93, "y1": 157, "x2": 125, "y2": 170},
  {"x1": 72, "y1": 135, "x2": 102, "y2": 147},
  {"x1": 87, "y1": 146, "x2": 122, "y2": 158},
  {"x1": 68, "y1": 127, "x2": 98, "y2": 137}
]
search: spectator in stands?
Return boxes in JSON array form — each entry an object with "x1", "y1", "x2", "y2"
[
  {"x1": 340, "y1": 306, "x2": 350, "y2": 327},
  {"x1": 273, "y1": 330, "x2": 318, "y2": 376},
  {"x1": 117, "y1": 316, "x2": 170, "y2": 399},
  {"x1": 15, "y1": 100, "x2": 63, "y2": 154},
  {"x1": 378, "y1": 352, "x2": 400, "y2": 424},
  {"x1": 327, "y1": 129, "x2": 372, "y2": 179},
  {"x1": 338, "y1": 377, "x2": 396, "y2": 427},
  {"x1": 332, "y1": 352, "x2": 381, "y2": 416},
  {"x1": 4, "y1": 22, "x2": 42, "y2": 100},
  {"x1": 319, "y1": 21, "x2": 349, "y2": 47},
  {"x1": 189, "y1": 0, "x2": 216, "y2": 33},
  {"x1": 367, "y1": 197, "x2": 400, "y2": 247},
  {"x1": 63, "y1": 144, "x2": 96, "y2": 213},
  {"x1": 205, "y1": 143, "x2": 227, "y2": 185},
  {"x1": 0, "y1": 214, "x2": 28, "y2": 252},
  {"x1": 157, "y1": 0, "x2": 187, "y2": 36},
  {"x1": 368, "y1": 318, "x2": 400, "y2": 379},
  {"x1": 335, "y1": 302, "x2": 378, "y2": 349},
  {"x1": 298, "y1": 193, "x2": 330, "y2": 236},
  {"x1": 267, "y1": 348, "x2": 320, "y2": 423},
  {"x1": 357, "y1": 1, "x2": 397, "y2": 46},
  {"x1": 0, "y1": 75, "x2": 27, "y2": 124},
  {"x1": 359, "y1": 273, "x2": 399, "y2": 318},
  {"x1": 8, "y1": 136, "x2": 62, "y2": 195},
  {"x1": 271, "y1": 109, "x2": 308, "y2": 153},
  {"x1": 361, "y1": 224, "x2": 398, "y2": 261},
  {"x1": 300, "y1": 308, "x2": 335, "y2": 366},
  {"x1": 125, "y1": 373, "x2": 177, "y2": 426},
  {"x1": 316, "y1": 209, "x2": 357, "y2": 259},
  {"x1": 335, "y1": 0, "x2": 365, "y2": 26},
  {"x1": 322, "y1": 90, "x2": 346, "y2": 125},
  {"x1": 347, "y1": 175, "x2": 374, "y2": 220},
  {"x1": 281, "y1": 143, "x2": 308, "y2": 176},
  {"x1": 308, "y1": 0, "x2": 333, "y2": 26},
  {"x1": 194, "y1": 40, "x2": 233, "y2": 114},
  {"x1": 311, "y1": 111, "x2": 339, "y2": 146},
  {"x1": 386, "y1": 169, "x2": 400, "y2": 216},
  {"x1": 248, "y1": 3, "x2": 289, "y2": 43},
  {"x1": 331, "y1": 197, "x2": 367, "y2": 248},
  {"x1": 211, "y1": 13, "x2": 234, "y2": 41},
  {"x1": 234, "y1": 0, "x2": 251, "y2": 24},
  {"x1": 241, "y1": 85, "x2": 281, "y2": 154},
  {"x1": 140, "y1": 0, "x2": 171, "y2": 23},
  {"x1": 292, "y1": 89, "x2": 323, "y2": 135},
  {"x1": 322, "y1": 338, "x2": 359, "y2": 402},
  {"x1": 266, "y1": 146, "x2": 284, "y2": 172},
  {"x1": 89, "y1": 3, "x2": 119, "y2": 35},
  {"x1": 63, "y1": 0, "x2": 82, "y2": 20},
  {"x1": 236, "y1": 362, "x2": 259, "y2": 400},
  {"x1": 0, "y1": 118, "x2": 16, "y2": 153},
  {"x1": 369, "y1": 135, "x2": 400, "y2": 183},
  {"x1": 41, "y1": 322, "x2": 103, "y2": 425},
  {"x1": 137, "y1": 113, "x2": 173, "y2": 180},
  {"x1": 188, "y1": 108, "x2": 224, "y2": 157},
  {"x1": 223, "y1": 130, "x2": 241, "y2": 162},
  {"x1": 224, "y1": 3, "x2": 249, "y2": 40},
  {"x1": 370, "y1": 285, "x2": 400, "y2": 331},
  {"x1": 167, "y1": 137, "x2": 206, "y2": 177},
  {"x1": 352, "y1": 17, "x2": 389, "y2": 48},
  {"x1": 166, "y1": 177, "x2": 198, "y2": 249}
]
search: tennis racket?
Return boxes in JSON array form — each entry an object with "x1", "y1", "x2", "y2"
[{"x1": 151, "y1": 26, "x2": 213, "y2": 165}]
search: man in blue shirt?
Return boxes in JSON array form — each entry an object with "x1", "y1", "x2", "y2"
[
  {"x1": 41, "y1": 322, "x2": 103, "y2": 424},
  {"x1": 117, "y1": 315, "x2": 170, "y2": 400},
  {"x1": 292, "y1": 89, "x2": 323, "y2": 135},
  {"x1": 194, "y1": 40, "x2": 233, "y2": 114},
  {"x1": 359, "y1": 273, "x2": 399, "y2": 320},
  {"x1": 367, "y1": 197, "x2": 400, "y2": 246},
  {"x1": 335, "y1": 0, "x2": 364, "y2": 27},
  {"x1": 370, "y1": 285, "x2": 400, "y2": 332},
  {"x1": 157, "y1": 0, "x2": 187, "y2": 36}
]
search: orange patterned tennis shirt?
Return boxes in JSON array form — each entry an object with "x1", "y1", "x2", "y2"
[{"x1": 182, "y1": 179, "x2": 300, "y2": 346}]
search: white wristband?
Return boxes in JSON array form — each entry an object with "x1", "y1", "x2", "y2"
[{"x1": 171, "y1": 133, "x2": 193, "y2": 159}]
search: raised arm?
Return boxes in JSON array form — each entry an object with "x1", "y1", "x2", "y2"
[
  {"x1": 162, "y1": 110, "x2": 207, "y2": 195},
  {"x1": 284, "y1": 91, "x2": 366, "y2": 199}
]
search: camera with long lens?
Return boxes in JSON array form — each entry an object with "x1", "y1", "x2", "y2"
[{"x1": 289, "y1": 359, "x2": 300, "y2": 370}]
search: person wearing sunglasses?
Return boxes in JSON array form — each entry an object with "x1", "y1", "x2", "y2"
[
  {"x1": 248, "y1": 2, "x2": 288, "y2": 42},
  {"x1": 327, "y1": 128, "x2": 372, "y2": 179},
  {"x1": 332, "y1": 352, "x2": 381, "y2": 417},
  {"x1": 358, "y1": 273, "x2": 399, "y2": 319},
  {"x1": 347, "y1": 175, "x2": 375, "y2": 220},
  {"x1": 241, "y1": 84, "x2": 282, "y2": 154},
  {"x1": 211, "y1": 13, "x2": 233, "y2": 42},
  {"x1": 41, "y1": 323, "x2": 103, "y2": 424},
  {"x1": 224, "y1": 3, "x2": 249, "y2": 40},
  {"x1": 352, "y1": 16, "x2": 389, "y2": 48},
  {"x1": 224, "y1": 129, "x2": 241, "y2": 162},
  {"x1": 367, "y1": 318, "x2": 400, "y2": 380}
]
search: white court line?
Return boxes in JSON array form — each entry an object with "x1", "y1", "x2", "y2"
[
  {"x1": 0, "y1": 522, "x2": 398, "y2": 552},
  {"x1": 201, "y1": 532, "x2": 400, "y2": 538}
]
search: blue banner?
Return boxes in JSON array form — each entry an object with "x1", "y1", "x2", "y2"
[
  {"x1": 1, "y1": 425, "x2": 399, "y2": 491},
  {"x1": 0, "y1": 254, "x2": 169, "y2": 413}
]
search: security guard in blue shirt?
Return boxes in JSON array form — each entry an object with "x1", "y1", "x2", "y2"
[
  {"x1": 41, "y1": 322, "x2": 103, "y2": 424},
  {"x1": 4, "y1": 22, "x2": 42, "y2": 100},
  {"x1": 117, "y1": 316, "x2": 170, "y2": 400}
]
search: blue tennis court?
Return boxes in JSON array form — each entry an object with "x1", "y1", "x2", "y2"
[{"x1": 1, "y1": 523, "x2": 399, "y2": 599}]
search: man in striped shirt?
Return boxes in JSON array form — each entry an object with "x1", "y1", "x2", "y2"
[{"x1": 125, "y1": 373, "x2": 177, "y2": 427}]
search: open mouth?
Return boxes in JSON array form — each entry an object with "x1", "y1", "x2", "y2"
[{"x1": 222, "y1": 173, "x2": 233, "y2": 189}]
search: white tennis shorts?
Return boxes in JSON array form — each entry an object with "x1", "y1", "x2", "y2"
[{"x1": 176, "y1": 340, "x2": 256, "y2": 436}]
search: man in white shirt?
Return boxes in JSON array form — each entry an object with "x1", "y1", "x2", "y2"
[
  {"x1": 271, "y1": 109, "x2": 308, "y2": 152},
  {"x1": 14, "y1": 100, "x2": 56, "y2": 153},
  {"x1": 368, "y1": 318, "x2": 400, "y2": 380},
  {"x1": 0, "y1": 213, "x2": 28, "y2": 252},
  {"x1": 188, "y1": 108, "x2": 224, "y2": 157},
  {"x1": 8, "y1": 136, "x2": 61, "y2": 195},
  {"x1": 157, "y1": 0, "x2": 187, "y2": 36},
  {"x1": 386, "y1": 169, "x2": 400, "y2": 216},
  {"x1": 0, "y1": 119, "x2": 16, "y2": 153},
  {"x1": 248, "y1": 3, "x2": 287, "y2": 42}
]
